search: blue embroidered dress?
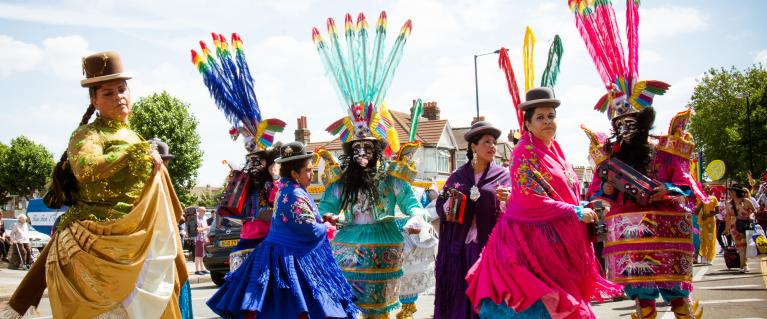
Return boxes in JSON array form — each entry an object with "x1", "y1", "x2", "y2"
[{"x1": 207, "y1": 178, "x2": 359, "y2": 319}]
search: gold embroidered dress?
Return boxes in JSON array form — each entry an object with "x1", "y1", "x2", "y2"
[{"x1": 46, "y1": 116, "x2": 188, "y2": 318}]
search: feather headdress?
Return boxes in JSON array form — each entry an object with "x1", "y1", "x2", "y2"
[
  {"x1": 312, "y1": 11, "x2": 411, "y2": 153},
  {"x1": 191, "y1": 33, "x2": 285, "y2": 152},
  {"x1": 569, "y1": 0, "x2": 670, "y2": 121},
  {"x1": 498, "y1": 27, "x2": 565, "y2": 131}
]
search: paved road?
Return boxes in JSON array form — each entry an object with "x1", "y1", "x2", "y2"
[{"x1": 5, "y1": 256, "x2": 766, "y2": 318}]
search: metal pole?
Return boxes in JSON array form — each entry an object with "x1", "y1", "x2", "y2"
[
  {"x1": 474, "y1": 54, "x2": 480, "y2": 120},
  {"x1": 747, "y1": 95, "x2": 754, "y2": 173}
]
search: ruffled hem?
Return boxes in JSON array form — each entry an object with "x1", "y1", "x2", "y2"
[
  {"x1": 207, "y1": 239, "x2": 359, "y2": 319},
  {"x1": 465, "y1": 213, "x2": 621, "y2": 319}
]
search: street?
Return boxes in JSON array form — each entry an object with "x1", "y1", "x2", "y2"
[{"x1": 2, "y1": 256, "x2": 765, "y2": 318}]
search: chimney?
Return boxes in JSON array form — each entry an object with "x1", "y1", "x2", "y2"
[
  {"x1": 294, "y1": 116, "x2": 310, "y2": 144},
  {"x1": 471, "y1": 116, "x2": 486, "y2": 124},
  {"x1": 422, "y1": 101, "x2": 440, "y2": 120}
]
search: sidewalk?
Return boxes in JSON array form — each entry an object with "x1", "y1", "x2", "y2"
[{"x1": 0, "y1": 259, "x2": 211, "y2": 302}]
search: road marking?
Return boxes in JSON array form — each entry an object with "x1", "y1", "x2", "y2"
[
  {"x1": 692, "y1": 265, "x2": 709, "y2": 282},
  {"x1": 697, "y1": 284, "x2": 759, "y2": 289},
  {"x1": 699, "y1": 298, "x2": 765, "y2": 305},
  {"x1": 761, "y1": 256, "x2": 767, "y2": 288},
  {"x1": 697, "y1": 274, "x2": 761, "y2": 281}
]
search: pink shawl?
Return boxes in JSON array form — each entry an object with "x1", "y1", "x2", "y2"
[{"x1": 466, "y1": 132, "x2": 620, "y2": 319}]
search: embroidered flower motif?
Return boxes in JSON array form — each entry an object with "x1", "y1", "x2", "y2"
[
  {"x1": 514, "y1": 148, "x2": 554, "y2": 197},
  {"x1": 282, "y1": 215, "x2": 288, "y2": 223},
  {"x1": 291, "y1": 196, "x2": 316, "y2": 224}
]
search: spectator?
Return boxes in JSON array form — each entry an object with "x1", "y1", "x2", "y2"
[
  {"x1": 10, "y1": 215, "x2": 33, "y2": 270},
  {"x1": 0, "y1": 219, "x2": 8, "y2": 262},
  {"x1": 194, "y1": 207, "x2": 210, "y2": 275}
]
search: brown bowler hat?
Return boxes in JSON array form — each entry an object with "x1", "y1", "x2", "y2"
[{"x1": 80, "y1": 51, "x2": 133, "y2": 87}]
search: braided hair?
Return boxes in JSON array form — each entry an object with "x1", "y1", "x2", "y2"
[{"x1": 43, "y1": 87, "x2": 99, "y2": 208}]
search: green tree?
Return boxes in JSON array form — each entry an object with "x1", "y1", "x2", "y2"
[
  {"x1": 0, "y1": 142, "x2": 9, "y2": 205},
  {"x1": 0, "y1": 136, "x2": 55, "y2": 199},
  {"x1": 689, "y1": 65, "x2": 767, "y2": 182},
  {"x1": 130, "y1": 91, "x2": 204, "y2": 206},
  {"x1": 194, "y1": 184, "x2": 225, "y2": 208}
]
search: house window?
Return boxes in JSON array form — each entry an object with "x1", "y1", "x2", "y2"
[{"x1": 438, "y1": 149, "x2": 450, "y2": 173}]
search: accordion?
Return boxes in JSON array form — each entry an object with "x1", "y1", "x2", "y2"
[
  {"x1": 445, "y1": 188, "x2": 467, "y2": 224},
  {"x1": 218, "y1": 169, "x2": 251, "y2": 217},
  {"x1": 596, "y1": 158, "x2": 660, "y2": 206}
]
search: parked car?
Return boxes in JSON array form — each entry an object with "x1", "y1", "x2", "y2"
[
  {"x1": 203, "y1": 213, "x2": 242, "y2": 286},
  {"x1": 3, "y1": 217, "x2": 52, "y2": 259}
]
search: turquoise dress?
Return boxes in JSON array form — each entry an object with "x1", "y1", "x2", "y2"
[{"x1": 319, "y1": 173, "x2": 425, "y2": 315}]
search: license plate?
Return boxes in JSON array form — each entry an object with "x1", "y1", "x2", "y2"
[{"x1": 219, "y1": 239, "x2": 238, "y2": 247}]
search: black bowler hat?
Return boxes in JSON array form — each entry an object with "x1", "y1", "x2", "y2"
[
  {"x1": 463, "y1": 121, "x2": 501, "y2": 142},
  {"x1": 518, "y1": 87, "x2": 561, "y2": 112},
  {"x1": 275, "y1": 142, "x2": 314, "y2": 164},
  {"x1": 148, "y1": 138, "x2": 175, "y2": 161}
]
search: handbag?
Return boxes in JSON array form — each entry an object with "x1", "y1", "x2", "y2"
[
  {"x1": 445, "y1": 189, "x2": 467, "y2": 224},
  {"x1": 218, "y1": 170, "x2": 251, "y2": 217}
]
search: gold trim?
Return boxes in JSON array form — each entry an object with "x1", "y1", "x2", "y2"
[
  {"x1": 605, "y1": 238, "x2": 692, "y2": 247},
  {"x1": 604, "y1": 249, "x2": 694, "y2": 256},
  {"x1": 341, "y1": 267, "x2": 401, "y2": 273},
  {"x1": 333, "y1": 242, "x2": 403, "y2": 248},
  {"x1": 606, "y1": 210, "x2": 691, "y2": 220},
  {"x1": 346, "y1": 278, "x2": 402, "y2": 283},
  {"x1": 611, "y1": 275, "x2": 692, "y2": 283},
  {"x1": 357, "y1": 301, "x2": 400, "y2": 309}
]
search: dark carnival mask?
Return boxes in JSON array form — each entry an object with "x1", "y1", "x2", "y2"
[
  {"x1": 614, "y1": 116, "x2": 640, "y2": 144},
  {"x1": 351, "y1": 140, "x2": 375, "y2": 168},
  {"x1": 245, "y1": 153, "x2": 265, "y2": 174}
]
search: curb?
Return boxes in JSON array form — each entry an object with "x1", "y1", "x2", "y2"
[{"x1": 0, "y1": 274, "x2": 211, "y2": 303}]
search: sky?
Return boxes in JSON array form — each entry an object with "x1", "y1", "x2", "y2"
[{"x1": 1, "y1": 0, "x2": 765, "y2": 186}]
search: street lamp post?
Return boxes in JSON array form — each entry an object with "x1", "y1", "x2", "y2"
[
  {"x1": 474, "y1": 49, "x2": 506, "y2": 120},
  {"x1": 736, "y1": 92, "x2": 754, "y2": 173}
]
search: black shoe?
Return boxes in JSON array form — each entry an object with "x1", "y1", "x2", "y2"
[{"x1": 201, "y1": 270, "x2": 209, "y2": 274}]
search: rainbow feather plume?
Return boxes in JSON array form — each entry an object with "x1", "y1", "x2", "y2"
[
  {"x1": 191, "y1": 33, "x2": 282, "y2": 147},
  {"x1": 312, "y1": 11, "x2": 411, "y2": 147},
  {"x1": 255, "y1": 118, "x2": 286, "y2": 149}
]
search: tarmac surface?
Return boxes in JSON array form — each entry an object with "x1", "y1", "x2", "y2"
[{"x1": 1, "y1": 254, "x2": 765, "y2": 318}]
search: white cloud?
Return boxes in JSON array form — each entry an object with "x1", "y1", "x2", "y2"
[
  {"x1": 640, "y1": 49, "x2": 662, "y2": 63},
  {"x1": 0, "y1": 35, "x2": 43, "y2": 76},
  {"x1": 641, "y1": 6, "x2": 707, "y2": 41},
  {"x1": 755, "y1": 49, "x2": 767, "y2": 65},
  {"x1": 0, "y1": 35, "x2": 89, "y2": 79},
  {"x1": 42, "y1": 35, "x2": 90, "y2": 80},
  {"x1": 0, "y1": 3, "x2": 174, "y2": 30}
]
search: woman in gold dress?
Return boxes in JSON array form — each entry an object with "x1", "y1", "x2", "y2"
[{"x1": 3, "y1": 51, "x2": 189, "y2": 318}]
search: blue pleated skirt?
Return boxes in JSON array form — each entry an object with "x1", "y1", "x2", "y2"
[{"x1": 207, "y1": 239, "x2": 359, "y2": 319}]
